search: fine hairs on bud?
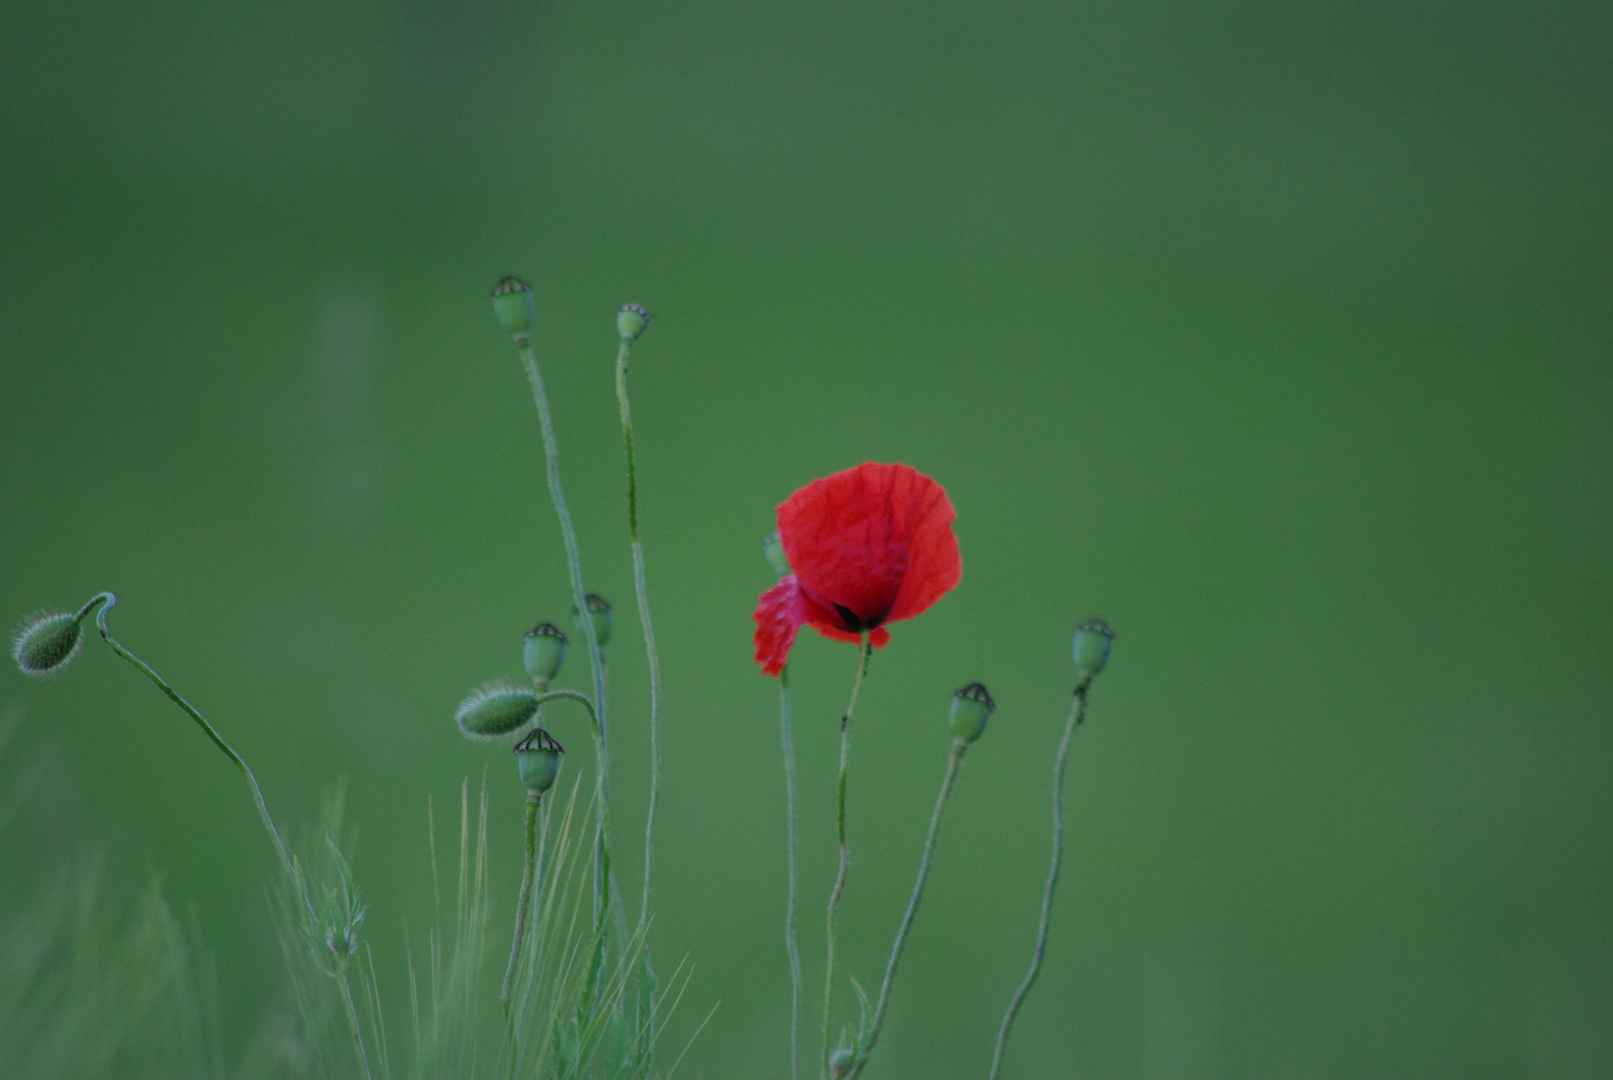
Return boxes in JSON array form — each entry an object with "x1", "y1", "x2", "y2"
[
  {"x1": 454, "y1": 680, "x2": 542, "y2": 741},
  {"x1": 11, "y1": 610, "x2": 84, "y2": 677}
]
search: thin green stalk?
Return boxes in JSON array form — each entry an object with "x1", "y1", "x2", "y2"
[
  {"x1": 516, "y1": 341, "x2": 612, "y2": 930},
  {"x1": 821, "y1": 637, "x2": 871, "y2": 1080},
  {"x1": 987, "y1": 679, "x2": 1090, "y2": 1080},
  {"x1": 844, "y1": 742, "x2": 967, "y2": 1080},
  {"x1": 617, "y1": 332, "x2": 664, "y2": 1073},
  {"x1": 503, "y1": 795, "x2": 541, "y2": 1020},
  {"x1": 336, "y1": 965, "x2": 376, "y2": 1080},
  {"x1": 780, "y1": 664, "x2": 802, "y2": 1080},
  {"x1": 615, "y1": 336, "x2": 664, "y2": 929}
]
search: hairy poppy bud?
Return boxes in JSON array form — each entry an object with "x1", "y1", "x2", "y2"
[
  {"x1": 522, "y1": 622, "x2": 566, "y2": 688},
  {"x1": 572, "y1": 593, "x2": 612, "y2": 650},
  {"x1": 455, "y1": 681, "x2": 541, "y2": 741},
  {"x1": 12, "y1": 611, "x2": 84, "y2": 677},
  {"x1": 491, "y1": 275, "x2": 535, "y2": 343},
  {"x1": 949, "y1": 682, "x2": 996, "y2": 745},
  {"x1": 617, "y1": 303, "x2": 650, "y2": 342},
  {"x1": 761, "y1": 530, "x2": 791, "y2": 578},
  {"x1": 828, "y1": 1047, "x2": 854, "y2": 1078},
  {"x1": 515, "y1": 728, "x2": 564, "y2": 797},
  {"x1": 1073, "y1": 617, "x2": 1115, "y2": 680}
]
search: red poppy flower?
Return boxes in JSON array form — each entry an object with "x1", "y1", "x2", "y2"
[{"x1": 753, "y1": 462, "x2": 961, "y2": 676}]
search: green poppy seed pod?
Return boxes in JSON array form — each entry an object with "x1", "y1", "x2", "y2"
[
  {"x1": 1073, "y1": 617, "x2": 1115, "y2": 680},
  {"x1": 762, "y1": 530, "x2": 791, "y2": 578},
  {"x1": 617, "y1": 303, "x2": 651, "y2": 342},
  {"x1": 522, "y1": 622, "x2": 566, "y2": 688},
  {"x1": 515, "y1": 728, "x2": 564, "y2": 797},
  {"x1": 11, "y1": 611, "x2": 84, "y2": 677},
  {"x1": 571, "y1": 593, "x2": 612, "y2": 649},
  {"x1": 455, "y1": 681, "x2": 541, "y2": 741},
  {"x1": 491, "y1": 275, "x2": 535, "y2": 343},
  {"x1": 949, "y1": 682, "x2": 996, "y2": 745}
]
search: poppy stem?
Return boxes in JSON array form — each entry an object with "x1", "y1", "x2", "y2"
[
  {"x1": 822, "y1": 636, "x2": 872, "y2": 1080},
  {"x1": 502, "y1": 794, "x2": 541, "y2": 1022},
  {"x1": 780, "y1": 664, "x2": 803, "y2": 1080},
  {"x1": 616, "y1": 331, "x2": 663, "y2": 1068},
  {"x1": 843, "y1": 739, "x2": 967, "y2": 1080},
  {"x1": 515, "y1": 342, "x2": 613, "y2": 938},
  {"x1": 987, "y1": 678, "x2": 1091, "y2": 1080}
]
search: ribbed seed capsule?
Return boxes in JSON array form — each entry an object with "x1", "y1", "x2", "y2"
[
  {"x1": 949, "y1": 682, "x2": 996, "y2": 744},
  {"x1": 572, "y1": 593, "x2": 613, "y2": 650},
  {"x1": 523, "y1": 622, "x2": 566, "y2": 688},
  {"x1": 491, "y1": 275, "x2": 535, "y2": 342},
  {"x1": 1073, "y1": 617, "x2": 1115, "y2": 680},
  {"x1": 617, "y1": 303, "x2": 651, "y2": 342},
  {"x1": 515, "y1": 728, "x2": 564, "y2": 796}
]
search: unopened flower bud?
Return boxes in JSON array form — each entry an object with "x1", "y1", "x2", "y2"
[
  {"x1": 515, "y1": 728, "x2": 564, "y2": 797},
  {"x1": 522, "y1": 622, "x2": 566, "y2": 688},
  {"x1": 617, "y1": 303, "x2": 651, "y2": 342},
  {"x1": 762, "y1": 530, "x2": 791, "y2": 578},
  {"x1": 455, "y1": 681, "x2": 541, "y2": 741},
  {"x1": 1072, "y1": 617, "x2": 1115, "y2": 680},
  {"x1": 828, "y1": 1047, "x2": 854, "y2": 1077},
  {"x1": 949, "y1": 682, "x2": 995, "y2": 744},
  {"x1": 571, "y1": 593, "x2": 612, "y2": 649},
  {"x1": 491, "y1": 275, "x2": 535, "y2": 342},
  {"x1": 11, "y1": 611, "x2": 84, "y2": 677}
]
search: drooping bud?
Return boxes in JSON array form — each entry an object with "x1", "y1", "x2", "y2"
[
  {"x1": 1072, "y1": 617, "x2": 1115, "y2": 681},
  {"x1": 571, "y1": 593, "x2": 613, "y2": 650},
  {"x1": 948, "y1": 682, "x2": 996, "y2": 745},
  {"x1": 455, "y1": 681, "x2": 541, "y2": 741},
  {"x1": 515, "y1": 727, "x2": 564, "y2": 797},
  {"x1": 522, "y1": 622, "x2": 566, "y2": 688},
  {"x1": 617, "y1": 303, "x2": 651, "y2": 342},
  {"x1": 491, "y1": 275, "x2": 535, "y2": 343},
  {"x1": 12, "y1": 611, "x2": 84, "y2": 677},
  {"x1": 761, "y1": 530, "x2": 791, "y2": 578}
]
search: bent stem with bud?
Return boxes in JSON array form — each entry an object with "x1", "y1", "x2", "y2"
[
  {"x1": 821, "y1": 635, "x2": 872, "y2": 1080},
  {"x1": 989, "y1": 620, "x2": 1112, "y2": 1080},
  {"x1": 842, "y1": 683, "x2": 991, "y2": 1080}
]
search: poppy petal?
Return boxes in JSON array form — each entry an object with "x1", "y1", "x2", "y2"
[
  {"x1": 883, "y1": 471, "x2": 962, "y2": 624},
  {"x1": 780, "y1": 462, "x2": 942, "y2": 627},
  {"x1": 753, "y1": 576, "x2": 807, "y2": 677}
]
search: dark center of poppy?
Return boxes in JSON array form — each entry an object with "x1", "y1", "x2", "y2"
[
  {"x1": 833, "y1": 604, "x2": 864, "y2": 631},
  {"x1": 832, "y1": 602, "x2": 892, "y2": 632}
]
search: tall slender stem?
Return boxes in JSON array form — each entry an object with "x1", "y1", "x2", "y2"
[
  {"x1": 987, "y1": 680, "x2": 1090, "y2": 1080},
  {"x1": 516, "y1": 342, "x2": 611, "y2": 932},
  {"x1": 821, "y1": 637, "x2": 871, "y2": 1080},
  {"x1": 337, "y1": 966, "x2": 376, "y2": 1080},
  {"x1": 779, "y1": 664, "x2": 803, "y2": 1080},
  {"x1": 845, "y1": 741, "x2": 967, "y2": 1080},
  {"x1": 503, "y1": 795, "x2": 541, "y2": 1019},
  {"x1": 616, "y1": 336, "x2": 664, "y2": 937}
]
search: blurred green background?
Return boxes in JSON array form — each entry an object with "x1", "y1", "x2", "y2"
[{"x1": 3, "y1": 1, "x2": 1610, "y2": 1076}]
